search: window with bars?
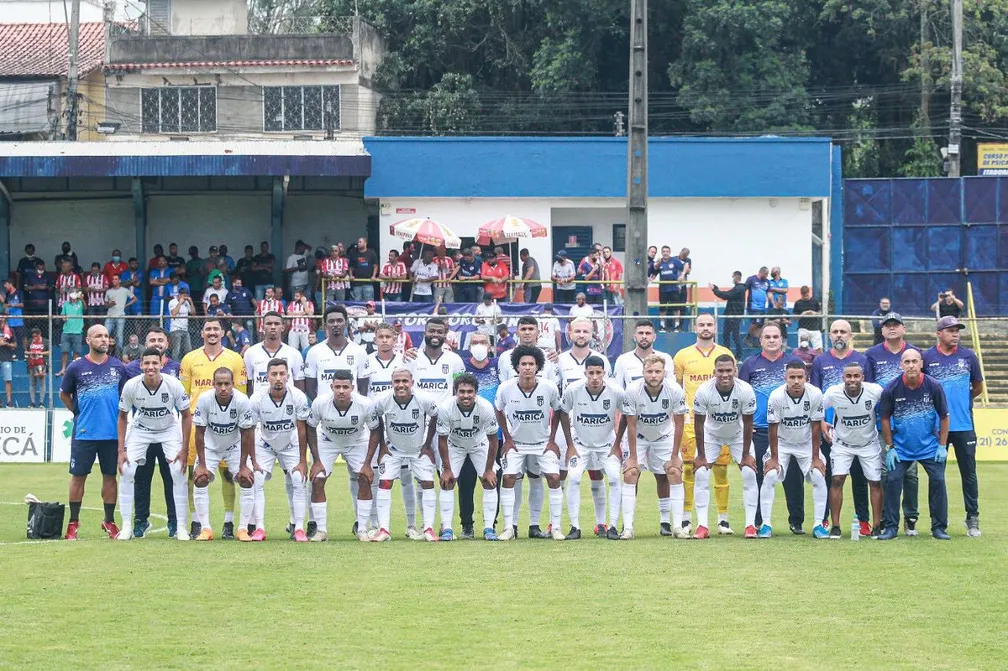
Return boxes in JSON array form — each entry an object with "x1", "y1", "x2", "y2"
[
  {"x1": 141, "y1": 87, "x2": 216, "y2": 133},
  {"x1": 612, "y1": 224, "x2": 626, "y2": 252},
  {"x1": 263, "y1": 86, "x2": 340, "y2": 132}
]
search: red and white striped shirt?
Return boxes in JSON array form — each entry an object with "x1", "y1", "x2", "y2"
[
  {"x1": 436, "y1": 256, "x2": 455, "y2": 288},
  {"x1": 86, "y1": 273, "x2": 108, "y2": 307},
  {"x1": 257, "y1": 298, "x2": 284, "y2": 330},
  {"x1": 320, "y1": 256, "x2": 349, "y2": 291},
  {"x1": 381, "y1": 261, "x2": 407, "y2": 296},
  {"x1": 287, "y1": 300, "x2": 315, "y2": 333},
  {"x1": 55, "y1": 272, "x2": 81, "y2": 308}
]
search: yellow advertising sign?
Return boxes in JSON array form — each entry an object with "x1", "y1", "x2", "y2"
[
  {"x1": 973, "y1": 409, "x2": 1008, "y2": 461},
  {"x1": 977, "y1": 143, "x2": 1008, "y2": 175}
]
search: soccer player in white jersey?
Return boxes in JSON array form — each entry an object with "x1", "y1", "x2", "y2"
[
  {"x1": 304, "y1": 304, "x2": 370, "y2": 399},
  {"x1": 495, "y1": 345, "x2": 564, "y2": 541},
  {"x1": 115, "y1": 348, "x2": 192, "y2": 540},
  {"x1": 191, "y1": 368, "x2": 255, "y2": 541},
  {"x1": 245, "y1": 359, "x2": 311, "y2": 541},
  {"x1": 306, "y1": 370, "x2": 379, "y2": 542},
  {"x1": 613, "y1": 354, "x2": 689, "y2": 540},
  {"x1": 611, "y1": 320, "x2": 675, "y2": 388},
  {"x1": 822, "y1": 361, "x2": 884, "y2": 537},
  {"x1": 364, "y1": 368, "x2": 440, "y2": 542},
  {"x1": 692, "y1": 354, "x2": 759, "y2": 539},
  {"x1": 761, "y1": 361, "x2": 828, "y2": 538},
  {"x1": 554, "y1": 355, "x2": 622, "y2": 539},
  {"x1": 244, "y1": 311, "x2": 306, "y2": 395},
  {"x1": 436, "y1": 373, "x2": 500, "y2": 541}
]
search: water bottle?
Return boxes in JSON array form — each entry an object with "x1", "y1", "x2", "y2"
[{"x1": 850, "y1": 518, "x2": 860, "y2": 541}]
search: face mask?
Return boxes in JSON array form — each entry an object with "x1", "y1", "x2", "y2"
[
  {"x1": 799, "y1": 340, "x2": 809, "y2": 349},
  {"x1": 470, "y1": 344, "x2": 489, "y2": 361},
  {"x1": 112, "y1": 256, "x2": 121, "y2": 263}
]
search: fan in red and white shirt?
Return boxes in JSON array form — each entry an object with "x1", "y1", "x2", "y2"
[
  {"x1": 85, "y1": 264, "x2": 109, "y2": 313},
  {"x1": 54, "y1": 265, "x2": 82, "y2": 308},
  {"x1": 256, "y1": 286, "x2": 285, "y2": 332},
  {"x1": 380, "y1": 250, "x2": 407, "y2": 301},
  {"x1": 434, "y1": 250, "x2": 457, "y2": 303},
  {"x1": 319, "y1": 245, "x2": 349, "y2": 302},
  {"x1": 286, "y1": 290, "x2": 316, "y2": 351}
]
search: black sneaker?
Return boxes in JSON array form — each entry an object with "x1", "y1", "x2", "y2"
[
  {"x1": 528, "y1": 525, "x2": 549, "y2": 539},
  {"x1": 221, "y1": 521, "x2": 235, "y2": 540},
  {"x1": 565, "y1": 526, "x2": 581, "y2": 540},
  {"x1": 351, "y1": 521, "x2": 359, "y2": 536},
  {"x1": 247, "y1": 523, "x2": 256, "y2": 534},
  {"x1": 594, "y1": 523, "x2": 608, "y2": 537},
  {"x1": 460, "y1": 526, "x2": 475, "y2": 540},
  {"x1": 789, "y1": 523, "x2": 805, "y2": 535},
  {"x1": 189, "y1": 521, "x2": 201, "y2": 540},
  {"x1": 606, "y1": 526, "x2": 621, "y2": 540},
  {"x1": 512, "y1": 525, "x2": 518, "y2": 538},
  {"x1": 904, "y1": 516, "x2": 918, "y2": 537},
  {"x1": 828, "y1": 526, "x2": 842, "y2": 539},
  {"x1": 307, "y1": 521, "x2": 318, "y2": 539},
  {"x1": 659, "y1": 522, "x2": 673, "y2": 536},
  {"x1": 870, "y1": 525, "x2": 882, "y2": 539},
  {"x1": 285, "y1": 523, "x2": 295, "y2": 536}
]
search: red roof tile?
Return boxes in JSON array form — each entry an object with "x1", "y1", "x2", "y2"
[
  {"x1": 0, "y1": 22, "x2": 106, "y2": 77},
  {"x1": 105, "y1": 58, "x2": 355, "y2": 72}
]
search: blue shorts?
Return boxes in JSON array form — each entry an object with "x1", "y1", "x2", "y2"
[
  {"x1": 0, "y1": 362, "x2": 10, "y2": 383},
  {"x1": 69, "y1": 439, "x2": 118, "y2": 477}
]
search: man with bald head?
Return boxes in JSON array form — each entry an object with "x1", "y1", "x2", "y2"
[
  {"x1": 811, "y1": 319, "x2": 871, "y2": 535},
  {"x1": 59, "y1": 324, "x2": 128, "y2": 539}
]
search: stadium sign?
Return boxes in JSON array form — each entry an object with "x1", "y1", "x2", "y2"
[
  {"x1": 51, "y1": 409, "x2": 74, "y2": 463},
  {"x1": 0, "y1": 409, "x2": 46, "y2": 463},
  {"x1": 977, "y1": 143, "x2": 1008, "y2": 175}
]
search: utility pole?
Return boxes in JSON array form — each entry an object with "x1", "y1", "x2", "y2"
[
  {"x1": 66, "y1": 0, "x2": 81, "y2": 140},
  {"x1": 623, "y1": 0, "x2": 648, "y2": 352},
  {"x1": 948, "y1": 0, "x2": 963, "y2": 177}
]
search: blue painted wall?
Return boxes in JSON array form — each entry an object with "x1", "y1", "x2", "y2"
[{"x1": 0, "y1": 154, "x2": 371, "y2": 177}]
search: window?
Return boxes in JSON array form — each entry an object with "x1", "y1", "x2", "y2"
[
  {"x1": 141, "y1": 87, "x2": 216, "y2": 133},
  {"x1": 263, "y1": 86, "x2": 340, "y2": 132},
  {"x1": 612, "y1": 224, "x2": 626, "y2": 253}
]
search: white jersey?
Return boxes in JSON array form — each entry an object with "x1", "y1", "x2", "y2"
[
  {"x1": 494, "y1": 378, "x2": 561, "y2": 451},
  {"x1": 408, "y1": 349, "x2": 466, "y2": 404},
  {"x1": 767, "y1": 383, "x2": 825, "y2": 447},
  {"x1": 119, "y1": 375, "x2": 190, "y2": 441},
  {"x1": 304, "y1": 340, "x2": 370, "y2": 393},
  {"x1": 693, "y1": 378, "x2": 757, "y2": 444},
  {"x1": 497, "y1": 346, "x2": 562, "y2": 387},
  {"x1": 250, "y1": 387, "x2": 310, "y2": 449},
  {"x1": 611, "y1": 350, "x2": 675, "y2": 388},
  {"x1": 823, "y1": 382, "x2": 884, "y2": 447},
  {"x1": 193, "y1": 389, "x2": 254, "y2": 451},
  {"x1": 557, "y1": 349, "x2": 611, "y2": 390},
  {"x1": 243, "y1": 341, "x2": 305, "y2": 392},
  {"x1": 367, "y1": 353, "x2": 404, "y2": 395},
  {"x1": 561, "y1": 380, "x2": 623, "y2": 449},
  {"x1": 308, "y1": 393, "x2": 378, "y2": 450},
  {"x1": 436, "y1": 396, "x2": 499, "y2": 450},
  {"x1": 536, "y1": 317, "x2": 561, "y2": 351},
  {"x1": 620, "y1": 379, "x2": 688, "y2": 444},
  {"x1": 373, "y1": 390, "x2": 439, "y2": 454}
]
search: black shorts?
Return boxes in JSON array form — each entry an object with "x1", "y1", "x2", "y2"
[{"x1": 69, "y1": 439, "x2": 118, "y2": 477}]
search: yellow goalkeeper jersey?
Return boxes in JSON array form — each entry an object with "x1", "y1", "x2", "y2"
[
  {"x1": 673, "y1": 343, "x2": 735, "y2": 416},
  {"x1": 179, "y1": 346, "x2": 248, "y2": 409}
]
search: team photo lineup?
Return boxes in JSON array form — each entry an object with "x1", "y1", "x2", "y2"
[{"x1": 55, "y1": 301, "x2": 983, "y2": 545}]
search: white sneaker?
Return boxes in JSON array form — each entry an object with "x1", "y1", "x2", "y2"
[
  {"x1": 498, "y1": 526, "x2": 516, "y2": 540},
  {"x1": 366, "y1": 528, "x2": 379, "y2": 540},
  {"x1": 372, "y1": 529, "x2": 391, "y2": 542},
  {"x1": 355, "y1": 529, "x2": 371, "y2": 542},
  {"x1": 422, "y1": 527, "x2": 438, "y2": 542},
  {"x1": 620, "y1": 528, "x2": 635, "y2": 540},
  {"x1": 551, "y1": 527, "x2": 565, "y2": 540},
  {"x1": 311, "y1": 531, "x2": 329, "y2": 542},
  {"x1": 175, "y1": 530, "x2": 190, "y2": 541},
  {"x1": 116, "y1": 528, "x2": 133, "y2": 541},
  {"x1": 672, "y1": 526, "x2": 689, "y2": 539},
  {"x1": 717, "y1": 520, "x2": 735, "y2": 536},
  {"x1": 405, "y1": 525, "x2": 422, "y2": 540}
]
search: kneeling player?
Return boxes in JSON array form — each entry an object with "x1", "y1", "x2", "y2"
[
  {"x1": 692, "y1": 355, "x2": 759, "y2": 538},
  {"x1": 436, "y1": 373, "x2": 500, "y2": 541},
  {"x1": 760, "y1": 362, "x2": 828, "y2": 538},
  {"x1": 554, "y1": 356, "x2": 623, "y2": 539},
  {"x1": 365, "y1": 368, "x2": 440, "y2": 542},
  {"x1": 822, "y1": 362, "x2": 884, "y2": 537},
  {"x1": 613, "y1": 355, "x2": 689, "y2": 540},
  {"x1": 116, "y1": 348, "x2": 192, "y2": 540},
  {"x1": 306, "y1": 370, "x2": 379, "y2": 542},
  {"x1": 244, "y1": 359, "x2": 310, "y2": 541},
  {"x1": 192, "y1": 368, "x2": 255, "y2": 541}
]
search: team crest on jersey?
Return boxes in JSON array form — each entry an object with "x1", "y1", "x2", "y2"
[
  {"x1": 378, "y1": 462, "x2": 386, "y2": 475},
  {"x1": 732, "y1": 399, "x2": 739, "y2": 409},
  {"x1": 603, "y1": 399, "x2": 610, "y2": 410},
  {"x1": 351, "y1": 415, "x2": 358, "y2": 425},
  {"x1": 804, "y1": 400, "x2": 810, "y2": 411},
  {"x1": 286, "y1": 404, "x2": 293, "y2": 416},
  {"x1": 412, "y1": 408, "x2": 420, "y2": 419},
  {"x1": 473, "y1": 415, "x2": 480, "y2": 425},
  {"x1": 230, "y1": 408, "x2": 237, "y2": 419},
  {"x1": 161, "y1": 393, "x2": 169, "y2": 403},
  {"x1": 865, "y1": 400, "x2": 873, "y2": 411},
  {"x1": 537, "y1": 396, "x2": 544, "y2": 407},
  {"x1": 347, "y1": 355, "x2": 355, "y2": 366},
  {"x1": 442, "y1": 364, "x2": 449, "y2": 374},
  {"x1": 662, "y1": 399, "x2": 669, "y2": 409}
]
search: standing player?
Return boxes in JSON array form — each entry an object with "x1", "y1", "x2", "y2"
[
  {"x1": 613, "y1": 355, "x2": 689, "y2": 540},
  {"x1": 822, "y1": 362, "x2": 884, "y2": 538},
  {"x1": 306, "y1": 370, "x2": 379, "y2": 542},
  {"x1": 495, "y1": 346, "x2": 564, "y2": 540},
  {"x1": 245, "y1": 359, "x2": 311, "y2": 541},
  {"x1": 191, "y1": 368, "x2": 255, "y2": 541},
  {"x1": 304, "y1": 304, "x2": 370, "y2": 398},
  {"x1": 115, "y1": 348, "x2": 191, "y2": 540},
  {"x1": 555, "y1": 356, "x2": 624, "y2": 539},
  {"x1": 673, "y1": 313, "x2": 735, "y2": 536},
  {"x1": 611, "y1": 319, "x2": 675, "y2": 387},
  {"x1": 364, "y1": 368, "x2": 440, "y2": 542},
  {"x1": 59, "y1": 324, "x2": 127, "y2": 540},
  {"x1": 760, "y1": 361, "x2": 828, "y2": 538},
  {"x1": 692, "y1": 355, "x2": 759, "y2": 538},
  {"x1": 436, "y1": 373, "x2": 500, "y2": 541}
]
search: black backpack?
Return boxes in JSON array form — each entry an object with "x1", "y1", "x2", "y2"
[{"x1": 27, "y1": 501, "x2": 65, "y2": 540}]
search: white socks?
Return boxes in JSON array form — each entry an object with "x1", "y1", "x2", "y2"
[
  {"x1": 528, "y1": 477, "x2": 544, "y2": 526},
  {"x1": 548, "y1": 486, "x2": 563, "y2": 530},
  {"x1": 760, "y1": 467, "x2": 779, "y2": 526},
  {"x1": 194, "y1": 485, "x2": 211, "y2": 528},
  {"x1": 421, "y1": 488, "x2": 436, "y2": 531},
  {"x1": 605, "y1": 455, "x2": 622, "y2": 527},
  {"x1": 312, "y1": 501, "x2": 328, "y2": 533},
  {"x1": 239, "y1": 485, "x2": 254, "y2": 529},
  {"x1": 285, "y1": 472, "x2": 295, "y2": 525},
  {"x1": 481, "y1": 486, "x2": 498, "y2": 532},
  {"x1": 670, "y1": 485, "x2": 684, "y2": 529},
  {"x1": 439, "y1": 487, "x2": 456, "y2": 532},
  {"x1": 119, "y1": 461, "x2": 137, "y2": 532},
  {"x1": 810, "y1": 469, "x2": 827, "y2": 523},
  {"x1": 621, "y1": 479, "x2": 637, "y2": 532},
  {"x1": 290, "y1": 471, "x2": 306, "y2": 532},
  {"x1": 658, "y1": 497, "x2": 671, "y2": 524},
  {"x1": 501, "y1": 486, "x2": 516, "y2": 529},
  {"x1": 169, "y1": 460, "x2": 188, "y2": 533},
  {"x1": 741, "y1": 466, "x2": 758, "y2": 528},
  {"x1": 376, "y1": 485, "x2": 392, "y2": 531},
  {"x1": 401, "y1": 469, "x2": 417, "y2": 527},
  {"x1": 693, "y1": 466, "x2": 711, "y2": 529},
  {"x1": 253, "y1": 471, "x2": 267, "y2": 529},
  {"x1": 590, "y1": 479, "x2": 606, "y2": 526},
  {"x1": 511, "y1": 478, "x2": 523, "y2": 523},
  {"x1": 356, "y1": 496, "x2": 372, "y2": 533},
  {"x1": 566, "y1": 467, "x2": 584, "y2": 530}
]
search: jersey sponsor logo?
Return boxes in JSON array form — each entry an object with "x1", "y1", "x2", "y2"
[
  {"x1": 841, "y1": 414, "x2": 872, "y2": 428},
  {"x1": 208, "y1": 422, "x2": 236, "y2": 434},
  {"x1": 262, "y1": 419, "x2": 294, "y2": 432},
  {"x1": 453, "y1": 427, "x2": 481, "y2": 439},
  {"x1": 638, "y1": 412, "x2": 669, "y2": 425},
  {"x1": 780, "y1": 416, "x2": 809, "y2": 428},
  {"x1": 324, "y1": 425, "x2": 360, "y2": 437},
  {"x1": 389, "y1": 421, "x2": 420, "y2": 434},
  {"x1": 137, "y1": 407, "x2": 173, "y2": 419},
  {"x1": 513, "y1": 409, "x2": 544, "y2": 422},
  {"x1": 371, "y1": 382, "x2": 392, "y2": 393},
  {"x1": 417, "y1": 378, "x2": 448, "y2": 391},
  {"x1": 687, "y1": 373, "x2": 712, "y2": 384},
  {"x1": 710, "y1": 411, "x2": 740, "y2": 423},
  {"x1": 576, "y1": 413, "x2": 611, "y2": 427}
]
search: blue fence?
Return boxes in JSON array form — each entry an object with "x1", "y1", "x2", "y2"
[{"x1": 843, "y1": 177, "x2": 1008, "y2": 316}]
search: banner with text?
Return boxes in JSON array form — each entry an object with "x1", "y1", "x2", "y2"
[
  {"x1": 0, "y1": 409, "x2": 47, "y2": 463},
  {"x1": 51, "y1": 409, "x2": 74, "y2": 463},
  {"x1": 977, "y1": 143, "x2": 1008, "y2": 175}
]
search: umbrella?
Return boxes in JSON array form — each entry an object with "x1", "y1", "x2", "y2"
[
  {"x1": 478, "y1": 215, "x2": 548, "y2": 244},
  {"x1": 389, "y1": 217, "x2": 461, "y2": 249}
]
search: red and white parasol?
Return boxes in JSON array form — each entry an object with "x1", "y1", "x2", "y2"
[
  {"x1": 478, "y1": 215, "x2": 548, "y2": 244},
  {"x1": 389, "y1": 217, "x2": 462, "y2": 249}
]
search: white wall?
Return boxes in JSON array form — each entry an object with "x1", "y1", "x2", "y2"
[
  {"x1": 11, "y1": 198, "x2": 135, "y2": 269},
  {"x1": 282, "y1": 193, "x2": 368, "y2": 252},
  {"x1": 147, "y1": 193, "x2": 270, "y2": 258},
  {"x1": 0, "y1": 0, "x2": 114, "y2": 23},
  {"x1": 171, "y1": 0, "x2": 248, "y2": 35}
]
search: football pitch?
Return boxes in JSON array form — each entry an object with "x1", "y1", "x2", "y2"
[{"x1": 1, "y1": 463, "x2": 1006, "y2": 670}]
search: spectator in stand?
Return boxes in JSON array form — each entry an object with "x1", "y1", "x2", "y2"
[
  {"x1": 791, "y1": 328, "x2": 818, "y2": 374},
  {"x1": 102, "y1": 249, "x2": 128, "y2": 286},
  {"x1": 931, "y1": 289, "x2": 964, "y2": 319},
  {"x1": 518, "y1": 248, "x2": 541, "y2": 304},
  {"x1": 103, "y1": 274, "x2": 135, "y2": 349},
  {"x1": 0, "y1": 317, "x2": 14, "y2": 407},
  {"x1": 204, "y1": 245, "x2": 221, "y2": 279},
  {"x1": 284, "y1": 240, "x2": 312, "y2": 300},
  {"x1": 54, "y1": 241, "x2": 80, "y2": 274},
  {"x1": 481, "y1": 250, "x2": 510, "y2": 303},
  {"x1": 120, "y1": 333, "x2": 142, "y2": 363},
  {"x1": 235, "y1": 245, "x2": 256, "y2": 293},
  {"x1": 253, "y1": 241, "x2": 276, "y2": 300},
  {"x1": 710, "y1": 271, "x2": 746, "y2": 359},
  {"x1": 16, "y1": 244, "x2": 40, "y2": 288},
  {"x1": 119, "y1": 258, "x2": 143, "y2": 315},
  {"x1": 226, "y1": 276, "x2": 256, "y2": 334},
  {"x1": 55, "y1": 259, "x2": 82, "y2": 311},
  {"x1": 602, "y1": 246, "x2": 623, "y2": 306},
  {"x1": 569, "y1": 292, "x2": 595, "y2": 322},
  {"x1": 228, "y1": 320, "x2": 252, "y2": 356},
  {"x1": 165, "y1": 243, "x2": 185, "y2": 272},
  {"x1": 320, "y1": 244, "x2": 350, "y2": 304},
  {"x1": 398, "y1": 242, "x2": 415, "y2": 300},
  {"x1": 677, "y1": 247, "x2": 693, "y2": 329},
  {"x1": 256, "y1": 286, "x2": 284, "y2": 333},
  {"x1": 148, "y1": 256, "x2": 172, "y2": 317},
  {"x1": 646, "y1": 245, "x2": 658, "y2": 281},
  {"x1": 495, "y1": 324, "x2": 515, "y2": 355},
  {"x1": 184, "y1": 246, "x2": 206, "y2": 311},
  {"x1": 409, "y1": 247, "x2": 439, "y2": 304},
  {"x1": 168, "y1": 287, "x2": 194, "y2": 360},
  {"x1": 3, "y1": 277, "x2": 25, "y2": 355},
  {"x1": 286, "y1": 289, "x2": 315, "y2": 351},
  {"x1": 26, "y1": 328, "x2": 49, "y2": 407},
  {"x1": 355, "y1": 300, "x2": 382, "y2": 353},
  {"x1": 655, "y1": 245, "x2": 686, "y2": 331},
  {"x1": 792, "y1": 285, "x2": 823, "y2": 351},
  {"x1": 494, "y1": 246, "x2": 511, "y2": 271},
  {"x1": 744, "y1": 266, "x2": 770, "y2": 347},
  {"x1": 85, "y1": 263, "x2": 109, "y2": 320},
  {"x1": 299, "y1": 330, "x2": 317, "y2": 360},
  {"x1": 218, "y1": 244, "x2": 236, "y2": 272},
  {"x1": 578, "y1": 248, "x2": 604, "y2": 305},
  {"x1": 205, "y1": 293, "x2": 231, "y2": 321},
  {"x1": 768, "y1": 266, "x2": 789, "y2": 309},
  {"x1": 474, "y1": 293, "x2": 503, "y2": 343},
  {"x1": 146, "y1": 244, "x2": 165, "y2": 271},
  {"x1": 871, "y1": 296, "x2": 891, "y2": 345},
  {"x1": 434, "y1": 246, "x2": 457, "y2": 304},
  {"x1": 24, "y1": 260, "x2": 51, "y2": 330},
  {"x1": 56, "y1": 290, "x2": 85, "y2": 376},
  {"x1": 349, "y1": 236, "x2": 379, "y2": 302},
  {"x1": 767, "y1": 294, "x2": 791, "y2": 330},
  {"x1": 551, "y1": 250, "x2": 576, "y2": 304},
  {"x1": 455, "y1": 247, "x2": 481, "y2": 303},
  {"x1": 393, "y1": 319, "x2": 413, "y2": 356},
  {"x1": 202, "y1": 274, "x2": 228, "y2": 313},
  {"x1": 537, "y1": 303, "x2": 562, "y2": 353},
  {"x1": 380, "y1": 249, "x2": 407, "y2": 302}
]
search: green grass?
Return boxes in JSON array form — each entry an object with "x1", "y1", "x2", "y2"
[{"x1": 1, "y1": 463, "x2": 1006, "y2": 670}]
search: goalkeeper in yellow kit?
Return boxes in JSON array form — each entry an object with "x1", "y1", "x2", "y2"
[{"x1": 673, "y1": 313, "x2": 735, "y2": 534}]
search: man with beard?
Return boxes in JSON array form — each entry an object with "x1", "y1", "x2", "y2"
[{"x1": 304, "y1": 305, "x2": 371, "y2": 398}]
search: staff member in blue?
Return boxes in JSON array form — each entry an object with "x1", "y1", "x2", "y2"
[
  {"x1": 878, "y1": 348, "x2": 950, "y2": 540},
  {"x1": 922, "y1": 316, "x2": 984, "y2": 537}
]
